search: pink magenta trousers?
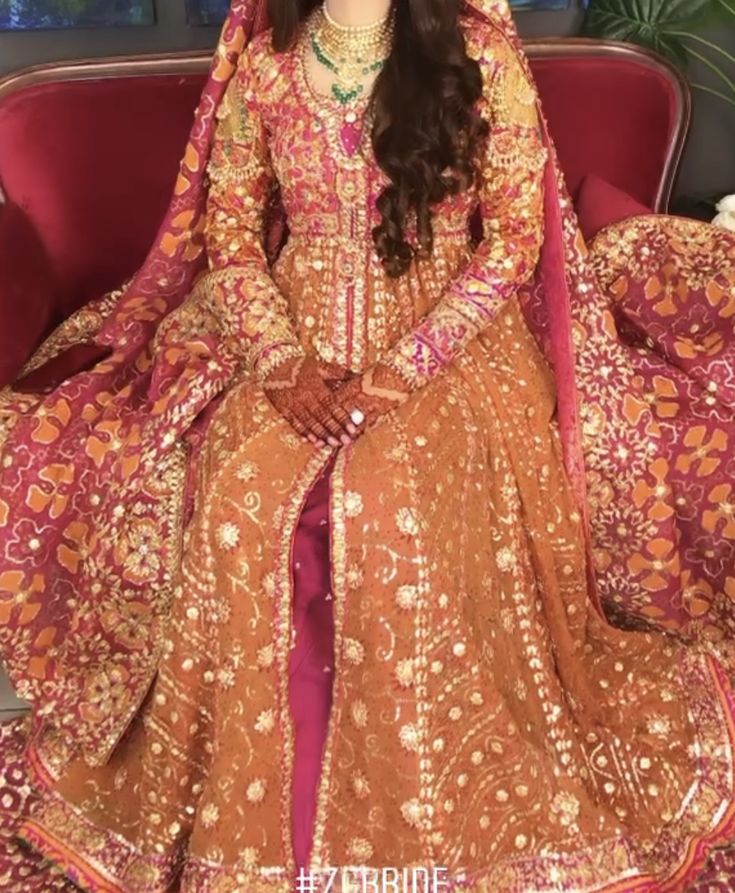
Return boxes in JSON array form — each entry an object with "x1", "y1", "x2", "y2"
[{"x1": 287, "y1": 452, "x2": 337, "y2": 869}]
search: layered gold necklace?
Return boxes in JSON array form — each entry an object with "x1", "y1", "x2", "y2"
[{"x1": 309, "y1": 2, "x2": 395, "y2": 106}]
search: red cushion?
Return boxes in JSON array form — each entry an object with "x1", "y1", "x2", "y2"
[
  {"x1": 0, "y1": 199, "x2": 56, "y2": 387},
  {"x1": 574, "y1": 173, "x2": 651, "y2": 242}
]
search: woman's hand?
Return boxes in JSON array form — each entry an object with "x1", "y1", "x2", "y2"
[
  {"x1": 316, "y1": 358, "x2": 357, "y2": 390},
  {"x1": 322, "y1": 364, "x2": 411, "y2": 442},
  {"x1": 262, "y1": 353, "x2": 359, "y2": 447},
  {"x1": 264, "y1": 355, "x2": 409, "y2": 448}
]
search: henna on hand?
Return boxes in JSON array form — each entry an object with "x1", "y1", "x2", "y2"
[
  {"x1": 261, "y1": 353, "x2": 356, "y2": 447},
  {"x1": 262, "y1": 354, "x2": 407, "y2": 448},
  {"x1": 325, "y1": 363, "x2": 411, "y2": 438},
  {"x1": 316, "y1": 359, "x2": 358, "y2": 391}
]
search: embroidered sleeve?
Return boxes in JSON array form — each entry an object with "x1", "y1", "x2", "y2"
[
  {"x1": 379, "y1": 34, "x2": 547, "y2": 392},
  {"x1": 203, "y1": 42, "x2": 305, "y2": 383}
]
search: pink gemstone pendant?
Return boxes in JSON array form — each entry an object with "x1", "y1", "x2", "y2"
[{"x1": 339, "y1": 112, "x2": 363, "y2": 157}]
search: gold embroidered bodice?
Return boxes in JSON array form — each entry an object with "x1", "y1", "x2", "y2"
[{"x1": 203, "y1": 12, "x2": 547, "y2": 390}]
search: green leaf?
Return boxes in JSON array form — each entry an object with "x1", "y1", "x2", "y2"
[
  {"x1": 696, "y1": 0, "x2": 735, "y2": 26},
  {"x1": 580, "y1": 0, "x2": 720, "y2": 68}
]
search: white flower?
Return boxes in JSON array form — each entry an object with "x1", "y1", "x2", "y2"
[
  {"x1": 399, "y1": 723, "x2": 419, "y2": 752},
  {"x1": 346, "y1": 564, "x2": 364, "y2": 590},
  {"x1": 646, "y1": 715, "x2": 671, "y2": 736},
  {"x1": 351, "y1": 770, "x2": 370, "y2": 799},
  {"x1": 256, "y1": 644, "x2": 275, "y2": 669},
  {"x1": 344, "y1": 490, "x2": 364, "y2": 518},
  {"x1": 712, "y1": 211, "x2": 735, "y2": 232},
  {"x1": 395, "y1": 584, "x2": 418, "y2": 610},
  {"x1": 396, "y1": 507, "x2": 421, "y2": 536},
  {"x1": 254, "y1": 709, "x2": 275, "y2": 734},
  {"x1": 201, "y1": 802, "x2": 220, "y2": 829},
  {"x1": 401, "y1": 798, "x2": 423, "y2": 827},
  {"x1": 713, "y1": 194, "x2": 735, "y2": 232},
  {"x1": 351, "y1": 700, "x2": 368, "y2": 728},
  {"x1": 235, "y1": 461, "x2": 259, "y2": 481},
  {"x1": 395, "y1": 658, "x2": 414, "y2": 688},
  {"x1": 550, "y1": 791, "x2": 581, "y2": 827},
  {"x1": 495, "y1": 547, "x2": 516, "y2": 572},
  {"x1": 246, "y1": 778, "x2": 267, "y2": 803},
  {"x1": 346, "y1": 838, "x2": 373, "y2": 861},
  {"x1": 236, "y1": 847, "x2": 259, "y2": 869},
  {"x1": 343, "y1": 637, "x2": 365, "y2": 666},
  {"x1": 216, "y1": 522, "x2": 240, "y2": 550},
  {"x1": 217, "y1": 667, "x2": 236, "y2": 689}
]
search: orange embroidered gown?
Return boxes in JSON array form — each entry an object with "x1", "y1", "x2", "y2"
[{"x1": 11, "y1": 13, "x2": 735, "y2": 893}]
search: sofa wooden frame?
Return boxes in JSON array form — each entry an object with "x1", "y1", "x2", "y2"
[{"x1": 0, "y1": 37, "x2": 691, "y2": 213}]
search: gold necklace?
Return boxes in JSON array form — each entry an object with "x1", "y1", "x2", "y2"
[{"x1": 310, "y1": 4, "x2": 394, "y2": 106}]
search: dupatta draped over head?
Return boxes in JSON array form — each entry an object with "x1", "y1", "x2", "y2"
[{"x1": 0, "y1": 0, "x2": 714, "y2": 768}]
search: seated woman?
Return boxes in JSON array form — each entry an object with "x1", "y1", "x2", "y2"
[{"x1": 0, "y1": 0, "x2": 734, "y2": 890}]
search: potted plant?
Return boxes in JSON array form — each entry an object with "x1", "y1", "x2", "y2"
[{"x1": 580, "y1": 0, "x2": 735, "y2": 221}]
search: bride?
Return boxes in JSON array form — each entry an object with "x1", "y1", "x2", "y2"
[{"x1": 1, "y1": 0, "x2": 735, "y2": 890}]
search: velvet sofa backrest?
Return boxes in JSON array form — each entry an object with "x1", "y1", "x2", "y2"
[
  {"x1": 528, "y1": 40, "x2": 689, "y2": 212},
  {"x1": 0, "y1": 57, "x2": 208, "y2": 325},
  {"x1": 0, "y1": 38, "x2": 689, "y2": 352}
]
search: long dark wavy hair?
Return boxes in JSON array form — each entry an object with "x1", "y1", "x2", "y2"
[{"x1": 268, "y1": 0, "x2": 489, "y2": 277}]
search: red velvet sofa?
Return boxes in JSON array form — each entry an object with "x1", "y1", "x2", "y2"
[{"x1": 0, "y1": 38, "x2": 690, "y2": 388}]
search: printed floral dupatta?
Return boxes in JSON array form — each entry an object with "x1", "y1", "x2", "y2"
[{"x1": 0, "y1": 0, "x2": 732, "y2": 773}]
